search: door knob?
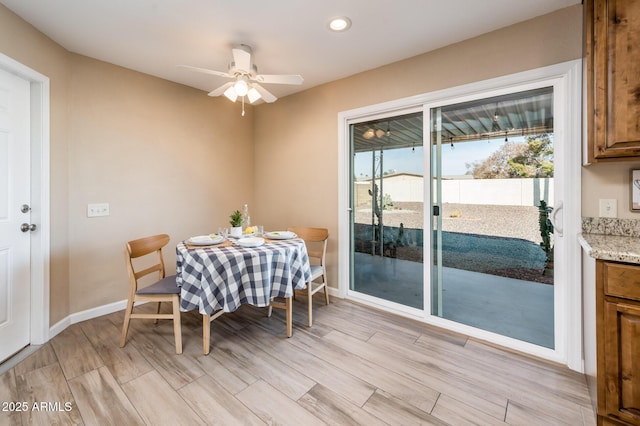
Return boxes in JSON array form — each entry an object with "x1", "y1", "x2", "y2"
[{"x1": 20, "y1": 223, "x2": 37, "y2": 232}]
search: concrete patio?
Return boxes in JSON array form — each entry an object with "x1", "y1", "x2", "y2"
[{"x1": 353, "y1": 252, "x2": 554, "y2": 348}]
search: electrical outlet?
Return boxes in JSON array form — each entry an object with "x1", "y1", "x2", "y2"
[
  {"x1": 599, "y1": 199, "x2": 617, "y2": 218},
  {"x1": 87, "y1": 203, "x2": 110, "y2": 217}
]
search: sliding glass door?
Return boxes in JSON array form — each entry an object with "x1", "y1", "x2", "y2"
[
  {"x1": 348, "y1": 88, "x2": 558, "y2": 348},
  {"x1": 350, "y1": 112, "x2": 425, "y2": 310},
  {"x1": 343, "y1": 61, "x2": 581, "y2": 366},
  {"x1": 429, "y1": 87, "x2": 556, "y2": 348}
]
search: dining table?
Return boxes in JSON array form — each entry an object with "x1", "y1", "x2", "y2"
[{"x1": 176, "y1": 234, "x2": 312, "y2": 354}]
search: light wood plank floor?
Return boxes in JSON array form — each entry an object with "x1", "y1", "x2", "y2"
[{"x1": 0, "y1": 295, "x2": 596, "y2": 425}]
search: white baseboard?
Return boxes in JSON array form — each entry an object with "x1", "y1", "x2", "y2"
[
  {"x1": 327, "y1": 286, "x2": 341, "y2": 298},
  {"x1": 49, "y1": 299, "x2": 129, "y2": 339},
  {"x1": 48, "y1": 288, "x2": 343, "y2": 341}
]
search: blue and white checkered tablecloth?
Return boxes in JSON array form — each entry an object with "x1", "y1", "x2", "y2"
[{"x1": 176, "y1": 239, "x2": 312, "y2": 315}]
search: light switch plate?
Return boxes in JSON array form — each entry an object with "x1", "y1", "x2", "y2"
[
  {"x1": 87, "y1": 203, "x2": 109, "y2": 217},
  {"x1": 599, "y1": 199, "x2": 617, "y2": 218}
]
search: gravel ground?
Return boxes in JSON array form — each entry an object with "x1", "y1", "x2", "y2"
[
  {"x1": 354, "y1": 201, "x2": 553, "y2": 284},
  {"x1": 355, "y1": 202, "x2": 545, "y2": 244}
]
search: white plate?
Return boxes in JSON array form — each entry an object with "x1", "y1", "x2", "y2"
[
  {"x1": 236, "y1": 232, "x2": 255, "y2": 238},
  {"x1": 235, "y1": 237, "x2": 265, "y2": 248},
  {"x1": 264, "y1": 231, "x2": 297, "y2": 240},
  {"x1": 188, "y1": 234, "x2": 224, "y2": 245}
]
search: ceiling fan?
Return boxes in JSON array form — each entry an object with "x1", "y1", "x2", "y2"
[{"x1": 179, "y1": 44, "x2": 303, "y2": 114}]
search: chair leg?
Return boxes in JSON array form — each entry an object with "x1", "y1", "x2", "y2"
[
  {"x1": 323, "y1": 279, "x2": 330, "y2": 305},
  {"x1": 307, "y1": 284, "x2": 313, "y2": 327},
  {"x1": 154, "y1": 301, "x2": 162, "y2": 324},
  {"x1": 172, "y1": 296, "x2": 182, "y2": 354},
  {"x1": 120, "y1": 298, "x2": 135, "y2": 348},
  {"x1": 203, "y1": 314, "x2": 210, "y2": 355},
  {"x1": 285, "y1": 296, "x2": 292, "y2": 337}
]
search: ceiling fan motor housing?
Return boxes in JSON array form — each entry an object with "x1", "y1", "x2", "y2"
[{"x1": 228, "y1": 62, "x2": 258, "y2": 78}]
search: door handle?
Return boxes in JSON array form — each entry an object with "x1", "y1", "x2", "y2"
[
  {"x1": 549, "y1": 201, "x2": 563, "y2": 237},
  {"x1": 20, "y1": 223, "x2": 37, "y2": 232}
]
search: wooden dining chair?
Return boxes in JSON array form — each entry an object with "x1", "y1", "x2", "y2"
[
  {"x1": 288, "y1": 226, "x2": 329, "y2": 326},
  {"x1": 120, "y1": 234, "x2": 182, "y2": 354}
]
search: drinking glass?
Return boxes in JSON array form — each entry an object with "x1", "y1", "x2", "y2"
[
  {"x1": 257, "y1": 225, "x2": 264, "y2": 236},
  {"x1": 218, "y1": 227, "x2": 228, "y2": 239}
]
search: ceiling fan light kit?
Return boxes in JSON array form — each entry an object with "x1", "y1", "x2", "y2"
[
  {"x1": 179, "y1": 44, "x2": 303, "y2": 116},
  {"x1": 362, "y1": 127, "x2": 390, "y2": 140},
  {"x1": 247, "y1": 87, "x2": 261, "y2": 104},
  {"x1": 223, "y1": 86, "x2": 238, "y2": 102},
  {"x1": 363, "y1": 128, "x2": 375, "y2": 139},
  {"x1": 233, "y1": 78, "x2": 249, "y2": 96}
]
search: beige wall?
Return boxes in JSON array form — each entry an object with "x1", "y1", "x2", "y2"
[
  {"x1": 582, "y1": 161, "x2": 640, "y2": 218},
  {"x1": 67, "y1": 55, "x2": 253, "y2": 313},
  {"x1": 253, "y1": 5, "x2": 584, "y2": 289},
  {"x1": 0, "y1": 4, "x2": 253, "y2": 323}
]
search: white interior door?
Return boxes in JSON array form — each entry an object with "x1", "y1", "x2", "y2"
[{"x1": 0, "y1": 67, "x2": 31, "y2": 363}]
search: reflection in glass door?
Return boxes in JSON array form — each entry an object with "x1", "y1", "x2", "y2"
[
  {"x1": 430, "y1": 87, "x2": 556, "y2": 348},
  {"x1": 350, "y1": 112, "x2": 424, "y2": 309}
]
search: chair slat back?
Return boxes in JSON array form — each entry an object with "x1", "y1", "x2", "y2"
[
  {"x1": 127, "y1": 234, "x2": 170, "y2": 258},
  {"x1": 125, "y1": 234, "x2": 170, "y2": 287},
  {"x1": 133, "y1": 264, "x2": 163, "y2": 281},
  {"x1": 288, "y1": 227, "x2": 328, "y2": 265}
]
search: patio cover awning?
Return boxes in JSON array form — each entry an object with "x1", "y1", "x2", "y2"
[{"x1": 352, "y1": 86, "x2": 553, "y2": 153}]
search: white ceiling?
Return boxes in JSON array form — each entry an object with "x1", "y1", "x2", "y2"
[{"x1": 1, "y1": 0, "x2": 581, "y2": 100}]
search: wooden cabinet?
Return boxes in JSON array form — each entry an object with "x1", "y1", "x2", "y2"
[
  {"x1": 596, "y1": 260, "x2": 640, "y2": 425},
  {"x1": 586, "y1": 0, "x2": 640, "y2": 161}
]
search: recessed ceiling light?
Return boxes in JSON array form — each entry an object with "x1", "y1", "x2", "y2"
[{"x1": 328, "y1": 16, "x2": 352, "y2": 32}]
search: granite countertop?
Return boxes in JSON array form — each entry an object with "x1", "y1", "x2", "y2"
[{"x1": 579, "y1": 217, "x2": 640, "y2": 264}]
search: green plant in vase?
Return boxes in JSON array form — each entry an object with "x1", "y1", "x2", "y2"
[{"x1": 229, "y1": 210, "x2": 243, "y2": 238}]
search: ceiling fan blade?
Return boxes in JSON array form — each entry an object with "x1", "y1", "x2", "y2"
[
  {"x1": 177, "y1": 65, "x2": 231, "y2": 79},
  {"x1": 208, "y1": 81, "x2": 234, "y2": 97},
  {"x1": 253, "y1": 84, "x2": 278, "y2": 103},
  {"x1": 255, "y1": 74, "x2": 304, "y2": 85},
  {"x1": 232, "y1": 45, "x2": 252, "y2": 72}
]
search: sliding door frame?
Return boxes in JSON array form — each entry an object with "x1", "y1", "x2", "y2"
[{"x1": 338, "y1": 59, "x2": 582, "y2": 371}]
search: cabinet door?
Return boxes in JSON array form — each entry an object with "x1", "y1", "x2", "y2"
[
  {"x1": 604, "y1": 300, "x2": 640, "y2": 424},
  {"x1": 587, "y1": 0, "x2": 640, "y2": 161}
]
